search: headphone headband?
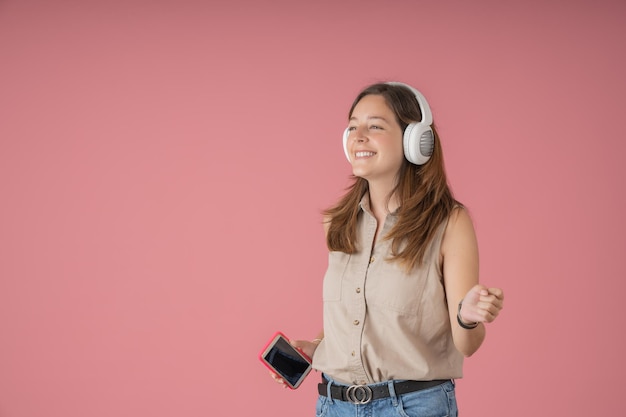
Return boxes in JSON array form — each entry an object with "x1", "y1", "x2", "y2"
[{"x1": 385, "y1": 81, "x2": 433, "y2": 126}]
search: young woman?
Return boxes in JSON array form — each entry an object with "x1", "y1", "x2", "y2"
[{"x1": 272, "y1": 82, "x2": 504, "y2": 416}]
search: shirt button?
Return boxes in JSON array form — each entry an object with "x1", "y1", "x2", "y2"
[
  {"x1": 353, "y1": 320, "x2": 360, "y2": 326},
  {"x1": 351, "y1": 351, "x2": 356, "y2": 356},
  {"x1": 356, "y1": 287, "x2": 361, "y2": 293},
  {"x1": 369, "y1": 256, "x2": 375, "y2": 264}
]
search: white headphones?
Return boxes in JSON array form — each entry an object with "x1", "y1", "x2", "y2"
[{"x1": 342, "y1": 81, "x2": 435, "y2": 165}]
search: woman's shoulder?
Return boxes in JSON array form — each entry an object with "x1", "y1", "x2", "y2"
[
  {"x1": 448, "y1": 204, "x2": 471, "y2": 224},
  {"x1": 441, "y1": 206, "x2": 477, "y2": 252}
]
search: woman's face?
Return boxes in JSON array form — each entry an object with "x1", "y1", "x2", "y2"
[{"x1": 346, "y1": 94, "x2": 405, "y2": 186}]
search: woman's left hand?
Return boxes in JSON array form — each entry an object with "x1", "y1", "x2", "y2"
[{"x1": 459, "y1": 284, "x2": 504, "y2": 324}]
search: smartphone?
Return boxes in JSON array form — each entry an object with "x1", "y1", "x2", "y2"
[{"x1": 259, "y1": 332, "x2": 312, "y2": 389}]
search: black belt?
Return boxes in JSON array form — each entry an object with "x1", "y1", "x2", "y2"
[{"x1": 318, "y1": 378, "x2": 448, "y2": 404}]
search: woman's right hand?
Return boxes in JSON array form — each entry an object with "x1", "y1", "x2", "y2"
[{"x1": 292, "y1": 339, "x2": 320, "y2": 360}]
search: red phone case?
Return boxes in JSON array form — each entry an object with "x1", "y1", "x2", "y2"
[{"x1": 259, "y1": 331, "x2": 312, "y2": 389}]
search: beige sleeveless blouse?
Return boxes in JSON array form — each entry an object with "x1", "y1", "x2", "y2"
[{"x1": 312, "y1": 194, "x2": 463, "y2": 385}]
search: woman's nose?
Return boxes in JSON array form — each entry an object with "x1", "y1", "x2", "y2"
[{"x1": 354, "y1": 126, "x2": 367, "y2": 142}]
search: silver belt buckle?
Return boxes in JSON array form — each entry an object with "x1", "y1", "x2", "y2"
[{"x1": 346, "y1": 384, "x2": 373, "y2": 404}]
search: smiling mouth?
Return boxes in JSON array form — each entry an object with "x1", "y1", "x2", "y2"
[{"x1": 355, "y1": 151, "x2": 376, "y2": 158}]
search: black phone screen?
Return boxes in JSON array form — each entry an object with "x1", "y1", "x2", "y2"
[{"x1": 261, "y1": 335, "x2": 311, "y2": 387}]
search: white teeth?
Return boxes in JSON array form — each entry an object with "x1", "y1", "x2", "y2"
[{"x1": 356, "y1": 151, "x2": 376, "y2": 158}]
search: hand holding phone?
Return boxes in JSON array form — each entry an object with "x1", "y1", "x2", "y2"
[{"x1": 259, "y1": 332, "x2": 312, "y2": 389}]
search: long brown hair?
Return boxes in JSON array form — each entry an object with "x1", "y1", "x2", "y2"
[{"x1": 324, "y1": 83, "x2": 460, "y2": 271}]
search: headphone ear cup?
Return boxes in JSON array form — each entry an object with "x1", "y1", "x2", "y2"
[
  {"x1": 403, "y1": 122, "x2": 434, "y2": 165},
  {"x1": 386, "y1": 81, "x2": 434, "y2": 166},
  {"x1": 342, "y1": 128, "x2": 351, "y2": 162}
]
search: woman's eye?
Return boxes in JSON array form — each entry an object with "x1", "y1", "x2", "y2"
[
  {"x1": 347, "y1": 126, "x2": 356, "y2": 131},
  {"x1": 369, "y1": 125, "x2": 382, "y2": 130}
]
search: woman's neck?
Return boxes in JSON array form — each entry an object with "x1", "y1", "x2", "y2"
[{"x1": 367, "y1": 182, "x2": 399, "y2": 223}]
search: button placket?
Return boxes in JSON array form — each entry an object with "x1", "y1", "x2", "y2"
[{"x1": 346, "y1": 208, "x2": 377, "y2": 384}]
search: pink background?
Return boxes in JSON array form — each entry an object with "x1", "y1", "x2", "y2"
[{"x1": 1, "y1": 0, "x2": 625, "y2": 416}]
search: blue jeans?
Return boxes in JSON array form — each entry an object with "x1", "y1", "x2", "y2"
[{"x1": 315, "y1": 376, "x2": 458, "y2": 417}]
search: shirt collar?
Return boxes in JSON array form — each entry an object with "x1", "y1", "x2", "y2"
[{"x1": 358, "y1": 191, "x2": 399, "y2": 218}]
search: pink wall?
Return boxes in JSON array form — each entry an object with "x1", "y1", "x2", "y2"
[{"x1": 1, "y1": 0, "x2": 625, "y2": 415}]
